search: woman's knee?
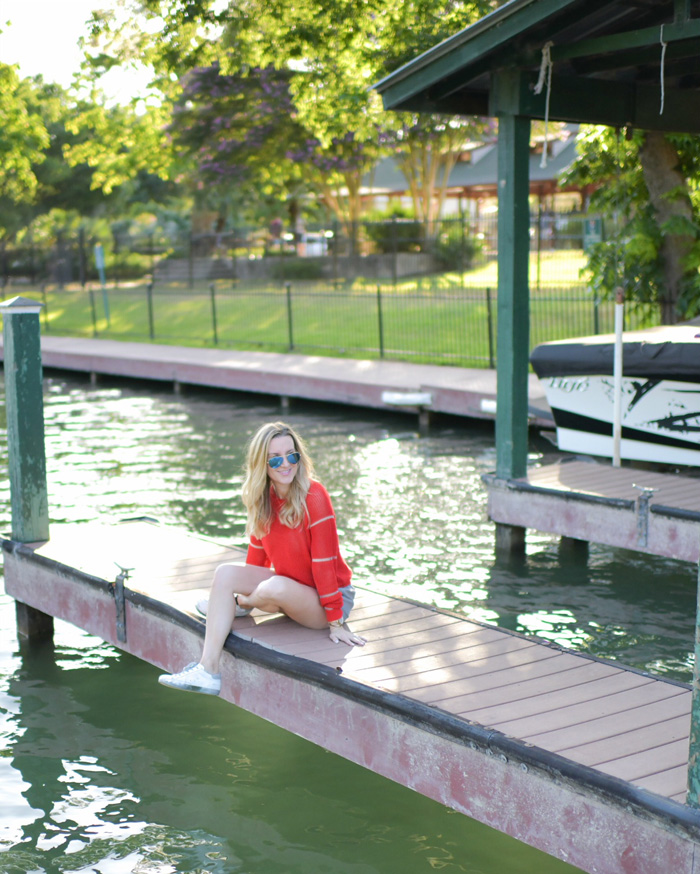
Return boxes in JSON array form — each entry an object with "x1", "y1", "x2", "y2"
[
  {"x1": 212, "y1": 562, "x2": 246, "y2": 591},
  {"x1": 253, "y1": 574, "x2": 287, "y2": 603}
]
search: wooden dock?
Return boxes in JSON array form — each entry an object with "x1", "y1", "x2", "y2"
[
  {"x1": 0, "y1": 335, "x2": 553, "y2": 427},
  {"x1": 485, "y1": 458, "x2": 700, "y2": 563},
  {"x1": 4, "y1": 518, "x2": 700, "y2": 874}
]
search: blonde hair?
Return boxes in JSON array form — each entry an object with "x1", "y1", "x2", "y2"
[{"x1": 241, "y1": 421, "x2": 315, "y2": 539}]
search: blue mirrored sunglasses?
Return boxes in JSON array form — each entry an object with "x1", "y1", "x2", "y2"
[{"x1": 268, "y1": 451, "x2": 301, "y2": 469}]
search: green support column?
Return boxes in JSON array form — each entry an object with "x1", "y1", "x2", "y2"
[
  {"x1": 1, "y1": 296, "x2": 52, "y2": 642},
  {"x1": 688, "y1": 554, "x2": 700, "y2": 806},
  {"x1": 1, "y1": 297, "x2": 49, "y2": 543},
  {"x1": 494, "y1": 93, "x2": 531, "y2": 481}
]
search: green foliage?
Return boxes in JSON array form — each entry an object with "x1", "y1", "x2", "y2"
[
  {"x1": 168, "y1": 64, "x2": 308, "y2": 219},
  {"x1": 433, "y1": 223, "x2": 483, "y2": 271},
  {"x1": 0, "y1": 66, "x2": 50, "y2": 235},
  {"x1": 581, "y1": 209, "x2": 667, "y2": 315},
  {"x1": 64, "y1": 99, "x2": 175, "y2": 195},
  {"x1": 364, "y1": 204, "x2": 421, "y2": 253},
  {"x1": 564, "y1": 125, "x2": 700, "y2": 320},
  {"x1": 269, "y1": 258, "x2": 325, "y2": 281}
]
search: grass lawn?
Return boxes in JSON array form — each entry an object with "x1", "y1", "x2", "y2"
[{"x1": 17, "y1": 251, "x2": 659, "y2": 367}]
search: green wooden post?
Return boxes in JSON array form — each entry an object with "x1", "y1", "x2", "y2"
[
  {"x1": 494, "y1": 108, "x2": 531, "y2": 480},
  {"x1": 1, "y1": 296, "x2": 53, "y2": 642},
  {"x1": 1, "y1": 297, "x2": 49, "y2": 543},
  {"x1": 688, "y1": 553, "x2": 700, "y2": 806}
]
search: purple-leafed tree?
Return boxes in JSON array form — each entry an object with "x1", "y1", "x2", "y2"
[
  {"x1": 169, "y1": 63, "x2": 308, "y2": 220},
  {"x1": 287, "y1": 130, "x2": 382, "y2": 240}
]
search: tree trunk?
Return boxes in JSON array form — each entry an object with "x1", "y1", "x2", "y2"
[{"x1": 638, "y1": 131, "x2": 696, "y2": 323}]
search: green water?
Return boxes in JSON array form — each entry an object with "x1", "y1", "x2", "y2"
[{"x1": 1, "y1": 373, "x2": 696, "y2": 873}]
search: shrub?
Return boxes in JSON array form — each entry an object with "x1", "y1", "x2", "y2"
[
  {"x1": 269, "y1": 257, "x2": 325, "y2": 281},
  {"x1": 433, "y1": 225, "x2": 482, "y2": 271},
  {"x1": 364, "y1": 205, "x2": 422, "y2": 254}
]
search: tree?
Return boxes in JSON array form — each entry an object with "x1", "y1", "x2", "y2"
[
  {"x1": 370, "y1": 1, "x2": 494, "y2": 237},
  {"x1": 386, "y1": 115, "x2": 490, "y2": 237},
  {"x1": 563, "y1": 126, "x2": 700, "y2": 323},
  {"x1": 63, "y1": 97, "x2": 175, "y2": 196},
  {"x1": 0, "y1": 64, "x2": 49, "y2": 236},
  {"x1": 168, "y1": 63, "x2": 309, "y2": 222},
  {"x1": 83, "y1": 0, "x2": 496, "y2": 235}
]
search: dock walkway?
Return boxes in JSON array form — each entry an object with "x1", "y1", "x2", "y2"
[
  {"x1": 4, "y1": 518, "x2": 700, "y2": 874},
  {"x1": 0, "y1": 335, "x2": 552, "y2": 426},
  {"x1": 486, "y1": 458, "x2": 700, "y2": 563}
]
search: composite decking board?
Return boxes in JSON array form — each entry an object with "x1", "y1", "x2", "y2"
[
  {"x1": 369, "y1": 644, "x2": 566, "y2": 695},
  {"x1": 497, "y1": 683, "x2": 688, "y2": 739},
  {"x1": 557, "y1": 713, "x2": 691, "y2": 766},
  {"x1": 277, "y1": 614, "x2": 497, "y2": 658},
  {"x1": 411, "y1": 653, "x2": 623, "y2": 706},
  {"x1": 525, "y1": 462, "x2": 700, "y2": 508},
  {"x1": 341, "y1": 598, "x2": 417, "y2": 619},
  {"x1": 334, "y1": 627, "x2": 513, "y2": 669},
  {"x1": 289, "y1": 626, "x2": 508, "y2": 666},
  {"x1": 523, "y1": 692, "x2": 691, "y2": 750},
  {"x1": 612, "y1": 738, "x2": 692, "y2": 781},
  {"x1": 448, "y1": 660, "x2": 623, "y2": 715},
  {"x1": 342, "y1": 606, "x2": 461, "y2": 633},
  {"x1": 463, "y1": 670, "x2": 655, "y2": 725},
  {"x1": 342, "y1": 634, "x2": 543, "y2": 684},
  {"x1": 339, "y1": 612, "x2": 463, "y2": 639},
  {"x1": 272, "y1": 610, "x2": 470, "y2": 653},
  {"x1": 639, "y1": 764, "x2": 689, "y2": 799},
  {"x1": 230, "y1": 599, "x2": 446, "y2": 649},
  {"x1": 590, "y1": 737, "x2": 690, "y2": 783}
]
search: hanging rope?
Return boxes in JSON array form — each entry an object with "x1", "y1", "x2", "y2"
[
  {"x1": 660, "y1": 24, "x2": 667, "y2": 115},
  {"x1": 534, "y1": 41, "x2": 554, "y2": 167}
]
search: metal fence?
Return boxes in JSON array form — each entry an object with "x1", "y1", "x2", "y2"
[{"x1": 2, "y1": 213, "x2": 659, "y2": 367}]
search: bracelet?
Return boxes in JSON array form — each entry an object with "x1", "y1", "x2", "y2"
[{"x1": 329, "y1": 619, "x2": 344, "y2": 628}]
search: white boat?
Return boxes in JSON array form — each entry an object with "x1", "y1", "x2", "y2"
[{"x1": 530, "y1": 324, "x2": 700, "y2": 466}]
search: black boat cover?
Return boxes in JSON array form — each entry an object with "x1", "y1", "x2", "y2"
[{"x1": 530, "y1": 325, "x2": 700, "y2": 380}]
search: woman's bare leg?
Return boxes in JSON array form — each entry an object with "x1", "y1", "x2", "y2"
[
  {"x1": 199, "y1": 563, "x2": 272, "y2": 674},
  {"x1": 240, "y1": 575, "x2": 327, "y2": 629}
]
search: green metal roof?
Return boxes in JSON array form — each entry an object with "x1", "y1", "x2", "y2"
[{"x1": 375, "y1": 0, "x2": 700, "y2": 133}]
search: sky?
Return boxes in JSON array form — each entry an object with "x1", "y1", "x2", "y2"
[{"x1": 0, "y1": 0, "x2": 150, "y2": 101}]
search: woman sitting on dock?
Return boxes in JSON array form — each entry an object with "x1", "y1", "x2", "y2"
[{"x1": 159, "y1": 420, "x2": 366, "y2": 695}]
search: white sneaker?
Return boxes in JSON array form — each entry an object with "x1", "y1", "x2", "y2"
[
  {"x1": 195, "y1": 597, "x2": 252, "y2": 619},
  {"x1": 158, "y1": 662, "x2": 221, "y2": 695}
]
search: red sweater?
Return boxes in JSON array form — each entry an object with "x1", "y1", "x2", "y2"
[{"x1": 246, "y1": 481, "x2": 352, "y2": 622}]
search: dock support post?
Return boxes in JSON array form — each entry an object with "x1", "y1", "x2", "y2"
[
  {"x1": 558, "y1": 536, "x2": 589, "y2": 563},
  {"x1": 494, "y1": 522, "x2": 525, "y2": 557},
  {"x1": 687, "y1": 550, "x2": 700, "y2": 806},
  {"x1": 486, "y1": 77, "x2": 530, "y2": 559},
  {"x1": 492, "y1": 85, "x2": 530, "y2": 482},
  {"x1": 0, "y1": 296, "x2": 52, "y2": 643},
  {"x1": 15, "y1": 600, "x2": 54, "y2": 642}
]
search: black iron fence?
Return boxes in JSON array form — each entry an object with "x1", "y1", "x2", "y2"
[{"x1": 26, "y1": 278, "x2": 657, "y2": 369}]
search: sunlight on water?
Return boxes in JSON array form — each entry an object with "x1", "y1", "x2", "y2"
[{"x1": 1, "y1": 373, "x2": 698, "y2": 873}]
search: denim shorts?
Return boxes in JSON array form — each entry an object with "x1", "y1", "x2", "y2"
[{"x1": 340, "y1": 585, "x2": 356, "y2": 621}]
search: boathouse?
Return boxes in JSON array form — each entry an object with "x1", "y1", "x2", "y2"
[{"x1": 374, "y1": 0, "x2": 700, "y2": 549}]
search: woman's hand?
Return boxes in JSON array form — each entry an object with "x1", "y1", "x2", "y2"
[{"x1": 329, "y1": 624, "x2": 366, "y2": 646}]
